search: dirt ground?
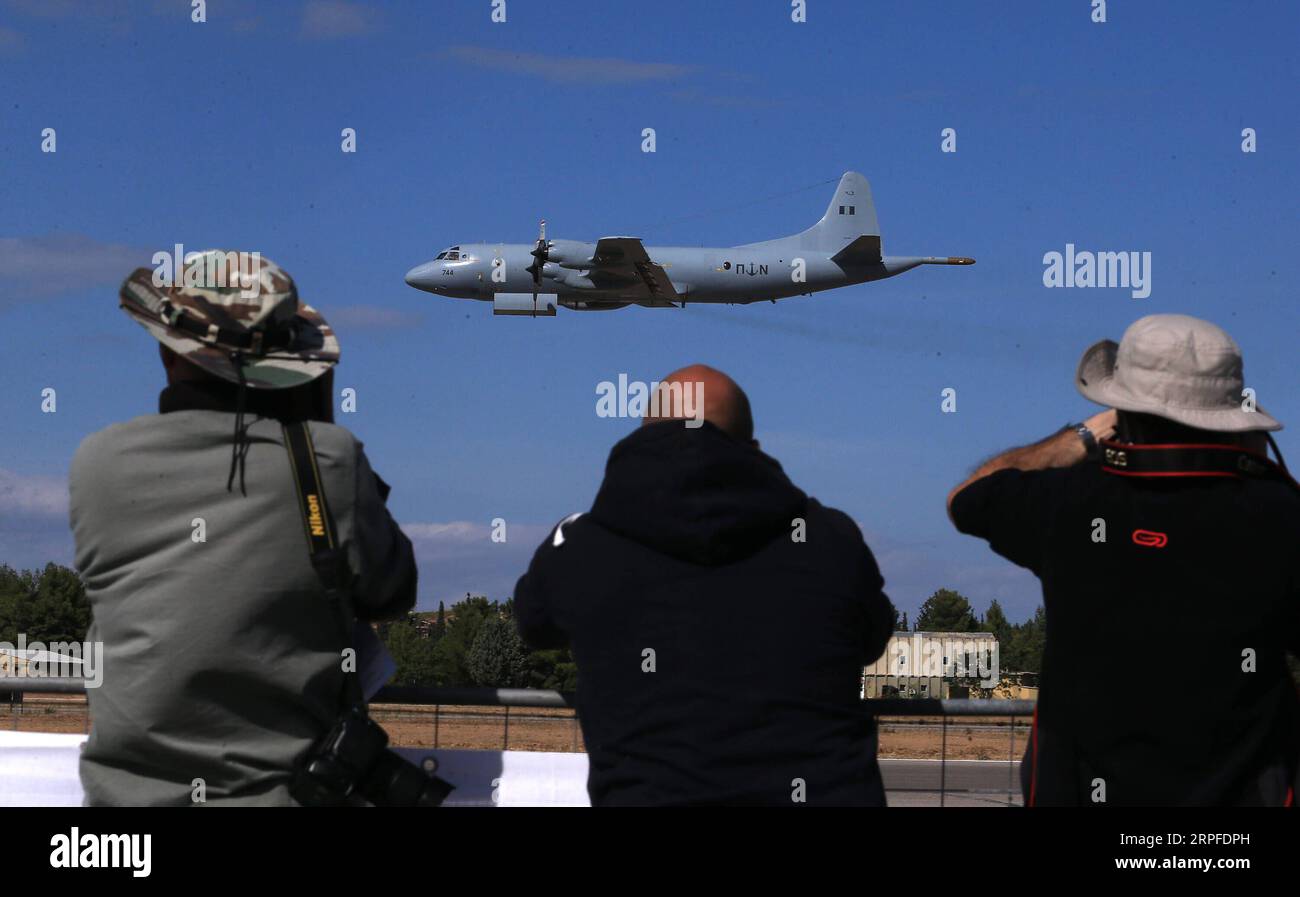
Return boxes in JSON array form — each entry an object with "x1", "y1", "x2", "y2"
[
  {"x1": 1, "y1": 693, "x2": 89, "y2": 734},
  {"x1": 2, "y1": 694, "x2": 1030, "y2": 761}
]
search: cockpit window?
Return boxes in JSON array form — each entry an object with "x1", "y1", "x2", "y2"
[
  {"x1": 435, "y1": 247, "x2": 470, "y2": 262},
  {"x1": 435, "y1": 251, "x2": 447, "y2": 260}
]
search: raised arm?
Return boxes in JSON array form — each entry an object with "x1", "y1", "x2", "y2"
[{"x1": 946, "y1": 409, "x2": 1116, "y2": 519}]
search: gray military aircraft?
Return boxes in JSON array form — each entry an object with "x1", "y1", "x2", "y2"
[{"x1": 403, "y1": 171, "x2": 973, "y2": 316}]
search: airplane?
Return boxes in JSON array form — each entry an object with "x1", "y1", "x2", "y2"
[{"x1": 403, "y1": 171, "x2": 974, "y2": 316}]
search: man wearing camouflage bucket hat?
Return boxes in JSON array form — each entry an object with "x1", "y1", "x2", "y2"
[
  {"x1": 69, "y1": 250, "x2": 419, "y2": 806},
  {"x1": 946, "y1": 314, "x2": 1299, "y2": 807}
]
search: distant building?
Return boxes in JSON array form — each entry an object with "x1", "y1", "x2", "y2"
[
  {"x1": 0, "y1": 648, "x2": 85, "y2": 678},
  {"x1": 862, "y1": 631, "x2": 998, "y2": 699},
  {"x1": 411, "y1": 615, "x2": 438, "y2": 639}
]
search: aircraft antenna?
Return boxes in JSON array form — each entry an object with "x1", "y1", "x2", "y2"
[{"x1": 632, "y1": 176, "x2": 840, "y2": 235}]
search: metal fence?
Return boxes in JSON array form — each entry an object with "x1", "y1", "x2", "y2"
[{"x1": 2, "y1": 678, "x2": 1034, "y2": 806}]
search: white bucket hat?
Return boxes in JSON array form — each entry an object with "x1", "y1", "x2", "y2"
[{"x1": 1075, "y1": 314, "x2": 1280, "y2": 432}]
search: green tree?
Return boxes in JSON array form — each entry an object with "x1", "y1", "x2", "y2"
[
  {"x1": 525, "y1": 646, "x2": 578, "y2": 691},
  {"x1": 1019, "y1": 606, "x2": 1047, "y2": 673},
  {"x1": 915, "y1": 589, "x2": 977, "y2": 632},
  {"x1": 430, "y1": 594, "x2": 495, "y2": 686},
  {"x1": 467, "y1": 614, "x2": 528, "y2": 688},
  {"x1": 0, "y1": 563, "x2": 91, "y2": 644},
  {"x1": 1003, "y1": 606, "x2": 1046, "y2": 673},
  {"x1": 981, "y1": 599, "x2": 1012, "y2": 645},
  {"x1": 0, "y1": 565, "x2": 31, "y2": 641},
  {"x1": 383, "y1": 617, "x2": 440, "y2": 686}
]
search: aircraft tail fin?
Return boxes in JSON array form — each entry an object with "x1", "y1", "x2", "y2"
[{"x1": 738, "y1": 171, "x2": 880, "y2": 255}]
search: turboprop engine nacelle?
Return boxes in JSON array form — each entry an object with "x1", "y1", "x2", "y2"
[
  {"x1": 544, "y1": 263, "x2": 595, "y2": 290},
  {"x1": 544, "y1": 240, "x2": 594, "y2": 269}
]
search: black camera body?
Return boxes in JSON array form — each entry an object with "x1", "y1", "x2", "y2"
[{"x1": 290, "y1": 706, "x2": 453, "y2": 808}]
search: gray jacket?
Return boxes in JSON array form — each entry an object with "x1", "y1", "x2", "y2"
[{"x1": 69, "y1": 409, "x2": 416, "y2": 806}]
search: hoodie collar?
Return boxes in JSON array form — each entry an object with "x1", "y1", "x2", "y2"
[{"x1": 590, "y1": 420, "x2": 807, "y2": 565}]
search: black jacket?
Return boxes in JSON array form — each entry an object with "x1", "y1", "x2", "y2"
[
  {"x1": 952, "y1": 463, "x2": 1300, "y2": 806},
  {"x1": 514, "y1": 421, "x2": 895, "y2": 806}
]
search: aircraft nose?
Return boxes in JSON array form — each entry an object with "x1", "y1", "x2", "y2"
[{"x1": 404, "y1": 262, "x2": 439, "y2": 291}]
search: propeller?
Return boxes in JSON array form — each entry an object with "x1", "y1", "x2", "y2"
[{"x1": 524, "y1": 219, "x2": 549, "y2": 317}]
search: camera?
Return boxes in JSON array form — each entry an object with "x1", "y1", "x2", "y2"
[{"x1": 290, "y1": 706, "x2": 454, "y2": 808}]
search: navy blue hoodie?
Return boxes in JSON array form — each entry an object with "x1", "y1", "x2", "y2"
[{"x1": 514, "y1": 420, "x2": 894, "y2": 806}]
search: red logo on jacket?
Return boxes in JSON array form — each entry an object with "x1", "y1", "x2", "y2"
[{"x1": 1131, "y1": 529, "x2": 1169, "y2": 548}]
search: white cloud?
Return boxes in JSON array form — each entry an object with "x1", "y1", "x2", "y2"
[
  {"x1": 402, "y1": 520, "x2": 549, "y2": 558},
  {"x1": 0, "y1": 468, "x2": 68, "y2": 517},
  {"x1": 401, "y1": 519, "x2": 554, "y2": 609},
  {"x1": 403, "y1": 520, "x2": 484, "y2": 545},
  {"x1": 443, "y1": 45, "x2": 694, "y2": 85},
  {"x1": 0, "y1": 469, "x2": 73, "y2": 572},
  {"x1": 300, "y1": 0, "x2": 379, "y2": 39},
  {"x1": 329, "y1": 304, "x2": 424, "y2": 331},
  {"x1": 0, "y1": 234, "x2": 150, "y2": 303}
]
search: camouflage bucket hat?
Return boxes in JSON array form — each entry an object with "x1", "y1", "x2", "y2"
[{"x1": 119, "y1": 250, "x2": 339, "y2": 389}]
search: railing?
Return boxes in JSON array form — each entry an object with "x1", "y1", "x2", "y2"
[
  {"x1": 2, "y1": 679, "x2": 1034, "y2": 806},
  {"x1": 376, "y1": 685, "x2": 1037, "y2": 720}
]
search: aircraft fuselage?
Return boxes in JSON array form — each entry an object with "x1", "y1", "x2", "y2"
[{"x1": 405, "y1": 242, "x2": 944, "y2": 309}]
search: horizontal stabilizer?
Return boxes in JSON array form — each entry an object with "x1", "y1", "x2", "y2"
[{"x1": 831, "y1": 234, "x2": 882, "y2": 265}]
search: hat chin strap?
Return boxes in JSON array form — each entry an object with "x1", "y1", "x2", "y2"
[{"x1": 226, "y1": 353, "x2": 250, "y2": 495}]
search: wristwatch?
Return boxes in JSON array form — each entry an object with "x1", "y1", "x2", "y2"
[{"x1": 1072, "y1": 422, "x2": 1099, "y2": 458}]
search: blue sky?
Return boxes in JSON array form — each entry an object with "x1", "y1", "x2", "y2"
[{"x1": 1, "y1": 0, "x2": 1296, "y2": 622}]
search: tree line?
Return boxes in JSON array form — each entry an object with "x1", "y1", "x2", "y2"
[
  {"x1": 0, "y1": 564, "x2": 575, "y2": 691},
  {"x1": 0, "y1": 563, "x2": 91, "y2": 645},
  {"x1": 376, "y1": 595, "x2": 576, "y2": 691},
  {"x1": 9, "y1": 563, "x2": 1296, "y2": 688},
  {"x1": 897, "y1": 588, "x2": 1046, "y2": 674}
]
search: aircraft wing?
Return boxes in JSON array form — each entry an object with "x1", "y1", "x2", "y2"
[{"x1": 591, "y1": 237, "x2": 679, "y2": 300}]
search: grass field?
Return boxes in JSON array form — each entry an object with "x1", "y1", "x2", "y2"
[{"x1": 1, "y1": 693, "x2": 1031, "y2": 761}]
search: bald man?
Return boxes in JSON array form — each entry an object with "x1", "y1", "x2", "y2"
[{"x1": 514, "y1": 365, "x2": 895, "y2": 806}]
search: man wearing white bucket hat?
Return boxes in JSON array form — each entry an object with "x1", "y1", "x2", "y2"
[
  {"x1": 70, "y1": 251, "x2": 425, "y2": 806},
  {"x1": 948, "y1": 314, "x2": 1299, "y2": 807}
]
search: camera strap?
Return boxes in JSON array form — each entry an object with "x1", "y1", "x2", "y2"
[
  {"x1": 1099, "y1": 439, "x2": 1300, "y2": 494},
  {"x1": 282, "y1": 421, "x2": 456, "y2": 807},
  {"x1": 282, "y1": 420, "x2": 365, "y2": 711}
]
